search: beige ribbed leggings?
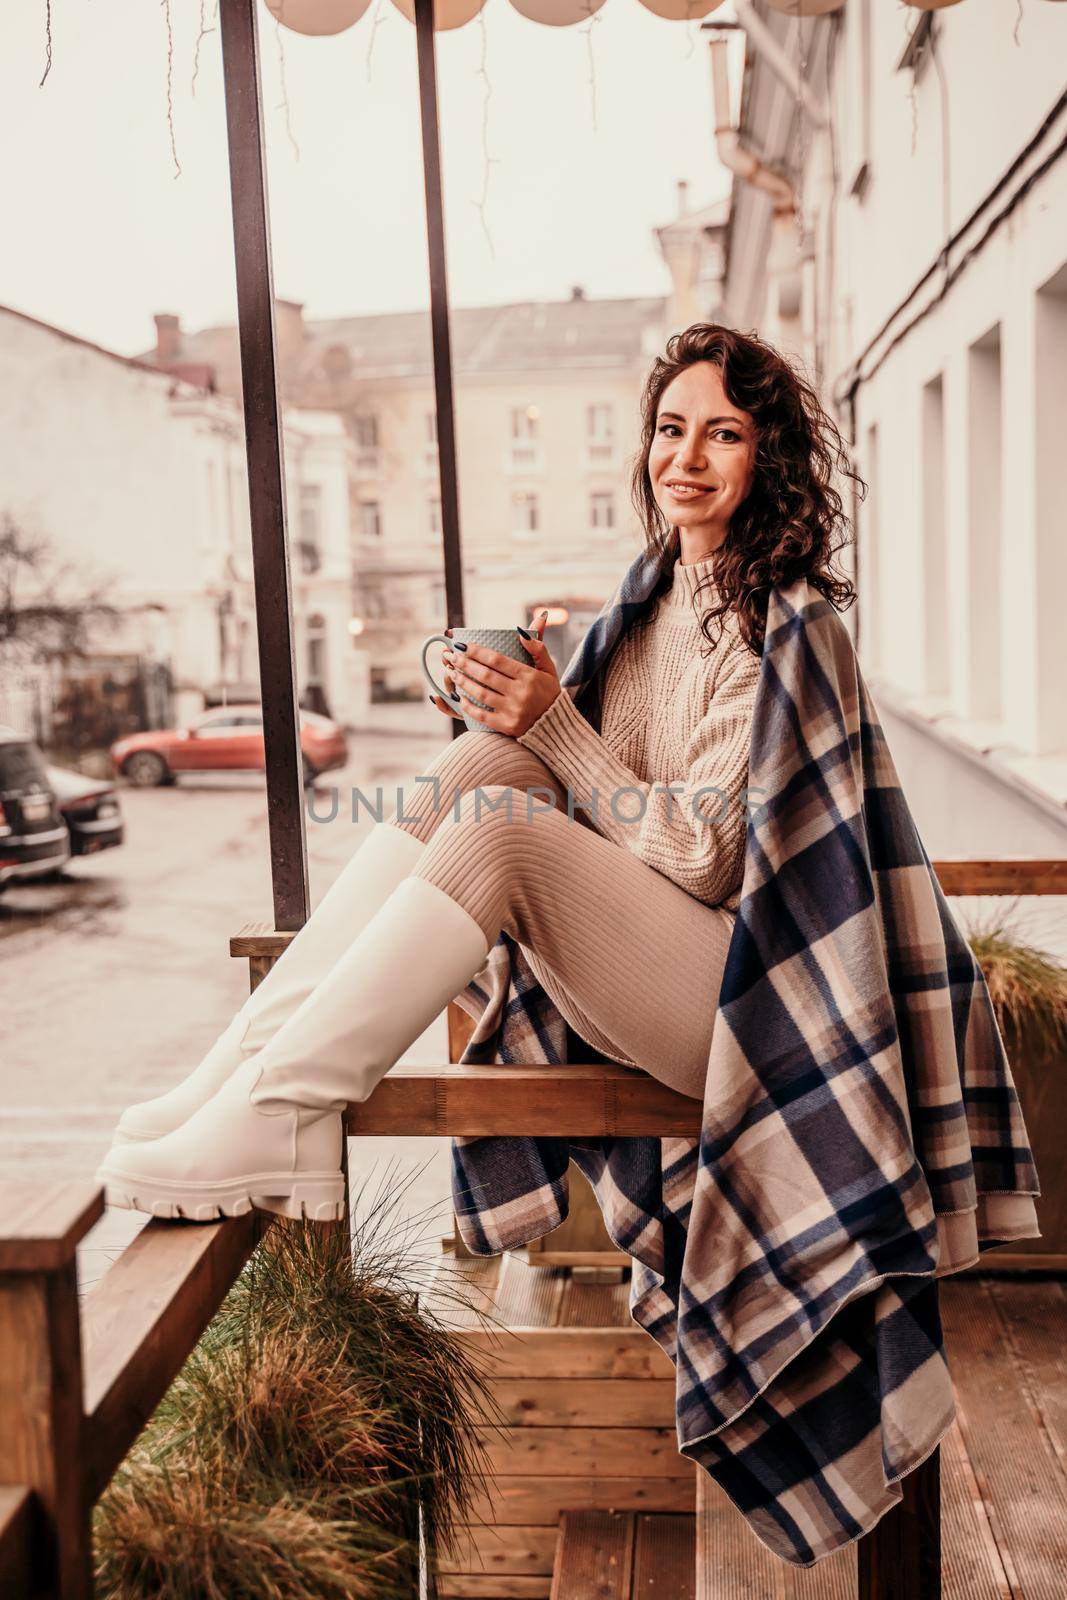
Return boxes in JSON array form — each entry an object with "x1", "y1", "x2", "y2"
[{"x1": 382, "y1": 729, "x2": 735, "y2": 1101}]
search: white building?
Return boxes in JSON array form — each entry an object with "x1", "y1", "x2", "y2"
[
  {"x1": 146, "y1": 291, "x2": 671, "y2": 728},
  {"x1": 0, "y1": 304, "x2": 354, "y2": 741},
  {"x1": 710, "y1": 0, "x2": 1067, "y2": 860}
]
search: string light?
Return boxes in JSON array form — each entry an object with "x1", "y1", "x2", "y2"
[
  {"x1": 161, "y1": 0, "x2": 182, "y2": 179},
  {"x1": 39, "y1": 0, "x2": 53, "y2": 88},
  {"x1": 581, "y1": 0, "x2": 602, "y2": 134},
  {"x1": 192, "y1": 0, "x2": 216, "y2": 98},
  {"x1": 274, "y1": 17, "x2": 301, "y2": 160},
  {"x1": 366, "y1": 0, "x2": 386, "y2": 83},
  {"x1": 471, "y1": 6, "x2": 500, "y2": 259}
]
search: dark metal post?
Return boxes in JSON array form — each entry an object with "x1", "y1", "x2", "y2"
[
  {"x1": 414, "y1": 0, "x2": 468, "y2": 741},
  {"x1": 218, "y1": 0, "x2": 310, "y2": 928}
]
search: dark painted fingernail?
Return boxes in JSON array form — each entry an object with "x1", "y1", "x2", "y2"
[
  {"x1": 540, "y1": 610, "x2": 548, "y2": 619},
  {"x1": 428, "y1": 694, "x2": 437, "y2": 703},
  {"x1": 453, "y1": 640, "x2": 468, "y2": 652},
  {"x1": 450, "y1": 692, "x2": 461, "y2": 702},
  {"x1": 516, "y1": 625, "x2": 532, "y2": 639}
]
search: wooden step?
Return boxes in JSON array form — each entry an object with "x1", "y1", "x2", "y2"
[
  {"x1": 549, "y1": 1511, "x2": 695, "y2": 1600},
  {"x1": 427, "y1": 1256, "x2": 693, "y2": 1597}
]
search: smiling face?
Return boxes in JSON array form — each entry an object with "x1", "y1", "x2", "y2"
[{"x1": 648, "y1": 361, "x2": 758, "y2": 556}]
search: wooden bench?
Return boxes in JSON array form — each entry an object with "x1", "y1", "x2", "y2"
[{"x1": 1, "y1": 856, "x2": 1061, "y2": 1596}]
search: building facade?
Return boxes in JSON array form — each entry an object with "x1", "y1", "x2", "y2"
[
  {"x1": 147, "y1": 291, "x2": 670, "y2": 728},
  {"x1": 714, "y1": 0, "x2": 1067, "y2": 858},
  {"x1": 0, "y1": 305, "x2": 354, "y2": 745}
]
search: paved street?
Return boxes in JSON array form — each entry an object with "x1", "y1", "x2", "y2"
[{"x1": 0, "y1": 731, "x2": 459, "y2": 1284}]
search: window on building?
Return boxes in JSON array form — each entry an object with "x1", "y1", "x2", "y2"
[
  {"x1": 204, "y1": 458, "x2": 218, "y2": 545},
  {"x1": 586, "y1": 403, "x2": 617, "y2": 467},
  {"x1": 587, "y1": 403, "x2": 614, "y2": 442},
  {"x1": 307, "y1": 613, "x2": 327, "y2": 687},
  {"x1": 511, "y1": 406, "x2": 539, "y2": 441},
  {"x1": 297, "y1": 483, "x2": 322, "y2": 573},
  {"x1": 1034, "y1": 263, "x2": 1067, "y2": 752},
  {"x1": 966, "y1": 327, "x2": 1003, "y2": 725},
  {"x1": 359, "y1": 579, "x2": 388, "y2": 620},
  {"x1": 227, "y1": 462, "x2": 249, "y2": 550},
  {"x1": 590, "y1": 492, "x2": 615, "y2": 532},
  {"x1": 920, "y1": 374, "x2": 949, "y2": 700},
  {"x1": 352, "y1": 414, "x2": 380, "y2": 474},
  {"x1": 512, "y1": 492, "x2": 539, "y2": 538},
  {"x1": 508, "y1": 406, "x2": 542, "y2": 472},
  {"x1": 358, "y1": 501, "x2": 382, "y2": 541},
  {"x1": 422, "y1": 412, "x2": 440, "y2": 479}
]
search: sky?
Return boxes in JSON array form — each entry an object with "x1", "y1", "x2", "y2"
[{"x1": 0, "y1": 0, "x2": 741, "y2": 359}]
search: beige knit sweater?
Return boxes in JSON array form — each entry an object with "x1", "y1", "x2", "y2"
[{"x1": 516, "y1": 549, "x2": 762, "y2": 913}]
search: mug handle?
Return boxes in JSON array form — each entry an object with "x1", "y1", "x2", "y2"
[{"x1": 421, "y1": 634, "x2": 454, "y2": 702}]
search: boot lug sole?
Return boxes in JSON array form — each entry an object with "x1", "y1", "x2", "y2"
[{"x1": 100, "y1": 1172, "x2": 346, "y2": 1226}]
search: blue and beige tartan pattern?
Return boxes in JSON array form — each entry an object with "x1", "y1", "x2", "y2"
[{"x1": 449, "y1": 537, "x2": 1040, "y2": 1566}]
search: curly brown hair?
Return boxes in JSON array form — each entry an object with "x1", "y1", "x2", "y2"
[{"x1": 629, "y1": 323, "x2": 861, "y2": 659}]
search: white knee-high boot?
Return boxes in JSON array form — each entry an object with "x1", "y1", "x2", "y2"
[
  {"x1": 113, "y1": 821, "x2": 427, "y2": 1143},
  {"x1": 96, "y1": 875, "x2": 490, "y2": 1222}
]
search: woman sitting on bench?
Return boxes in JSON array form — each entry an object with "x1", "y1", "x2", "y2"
[{"x1": 97, "y1": 321, "x2": 855, "y2": 1224}]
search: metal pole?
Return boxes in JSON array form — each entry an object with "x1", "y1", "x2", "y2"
[
  {"x1": 218, "y1": 0, "x2": 310, "y2": 929},
  {"x1": 413, "y1": 0, "x2": 468, "y2": 742}
]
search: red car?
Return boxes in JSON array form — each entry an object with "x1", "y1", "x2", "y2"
[{"x1": 110, "y1": 705, "x2": 347, "y2": 788}]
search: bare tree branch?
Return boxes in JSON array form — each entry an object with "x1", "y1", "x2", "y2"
[{"x1": 0, "y1": 511, "x2": 120, "y2": 663}]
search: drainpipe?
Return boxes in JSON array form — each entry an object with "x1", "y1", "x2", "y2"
[
  {"x1": 731, "y1": 1, "x2": 830, "y2": 132},
  {"x1": 708, "y1": 29, "x2": 798, "y2": 342},
  {"x1": 708, "y1": 31, "x2": 795, "y2": 216}
]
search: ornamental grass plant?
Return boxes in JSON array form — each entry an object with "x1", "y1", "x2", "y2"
[
  {"x1": 94, "y1": 1164, "x2": 505, "y2": 1600},
  {"x1": 965, "y1": 903, "x2": 1067, "y2": 1057}
]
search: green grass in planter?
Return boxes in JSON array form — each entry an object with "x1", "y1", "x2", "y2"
[
  {"x1": 95, "y1": 1164, "x2": 503, "y2": 1600},
  {"x1": 965, "y1": 906, "x2": 1067, "y2": 1056}
]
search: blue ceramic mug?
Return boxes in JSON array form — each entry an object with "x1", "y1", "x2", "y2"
[{"x1": 421, "y1": 628, "x2": 529, "y2": 734}]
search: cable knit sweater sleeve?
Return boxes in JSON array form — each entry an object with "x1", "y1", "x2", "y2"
[{"x1": 516, "y1": 637, "x2": 761, "y2": 907}]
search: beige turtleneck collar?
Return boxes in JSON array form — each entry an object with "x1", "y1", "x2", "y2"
[{"x1": 660, "y1": 547, "x2": 722, "y2": 614}]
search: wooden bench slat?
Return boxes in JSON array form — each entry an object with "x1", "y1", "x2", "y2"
[
  {"x1": 81, "y1": 1213, "x2": 264, "y2": 1502},
  {"x1": 471, "y1": 1475, "x2": 695, "y2": 1527},
  {"x1": 633, "y1": 1514, "x2": 696, "y2": 1600},
  {"x1": 490, "y1": 1379, "x2": 677, "y2": 1429},
  {"x1": 480, "y1": 1426, "x2": 688, "y2": 1481},
  {"x1": 439, "y1": 1524, "x2": 559, "y2": 1580},
  {"x1": 346, "y1": 1064, "x2": 702, "y2": 1137},
  {"x1": 439, "y1": 1578, "x2": 549, "y2": 1598},
  {"x1": 929, "y1": 858, "x2": 1066, "y2": 896},
  {"x1": 551, "y1": 1511, "x2": 634, "y2": 1600},
  {"x1": 232, "y1": 858, "x2": 1067, "y2": 968},
  {"x1": 0, "y1": 1185, "x2": 104, "y2": 1272}
]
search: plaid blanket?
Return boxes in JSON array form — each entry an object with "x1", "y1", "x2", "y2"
[{"x1": 449, "y1": 540, "x2": 1041, "y2": 1567}]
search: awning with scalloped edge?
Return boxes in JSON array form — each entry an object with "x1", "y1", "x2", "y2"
[{"x1": 265, "y1": 0, "x2": 1063, "y2": 38}]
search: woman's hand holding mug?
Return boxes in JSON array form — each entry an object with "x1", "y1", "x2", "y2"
[{"x1": 427, "y1": 611, "x2": 561, "y2": 737}]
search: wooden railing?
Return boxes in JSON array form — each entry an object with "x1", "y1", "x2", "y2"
[{"x1": 1, "y1": 858, "x2": 1062, "y2": 1598}]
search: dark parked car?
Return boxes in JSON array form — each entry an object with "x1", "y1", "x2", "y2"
[
  {"x1": 45, "y1": 765, "x2": 124, "y2": 857},
  {"x1": 0, "y1": 729, "x2": 70, "y2": 890}
]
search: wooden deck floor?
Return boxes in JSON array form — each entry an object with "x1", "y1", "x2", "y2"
[
  {"x1": 697, "y1": 1277, "x2": 1067, "y2": 1599},
  {"x1": 434, "y1": 1261, "x2": 1066, "y2": 1599}
]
